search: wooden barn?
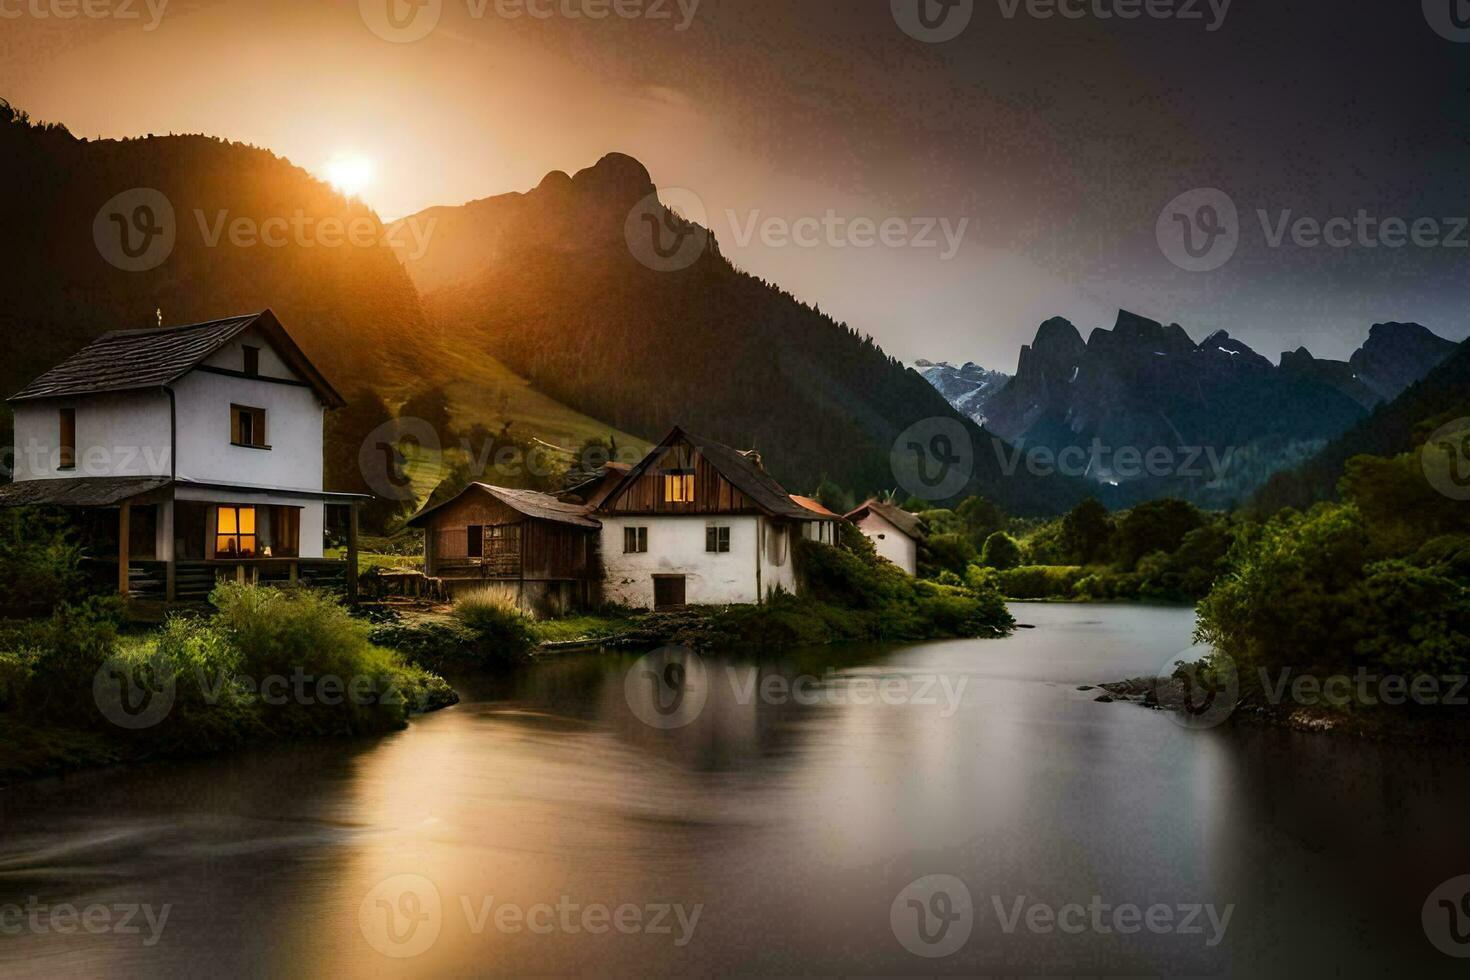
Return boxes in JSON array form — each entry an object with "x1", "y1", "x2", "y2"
[{"x1": 406, "y1": 484, "x2": 600, "y2": 615}]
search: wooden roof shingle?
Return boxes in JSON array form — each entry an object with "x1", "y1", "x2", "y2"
[{"x1": 8, "y1": 310, "x2": 344, "y2": 407}]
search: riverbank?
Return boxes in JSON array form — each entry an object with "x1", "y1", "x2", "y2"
[
  {"x1": 0, "y1": 586, "x2": 457, "y2": 787},
  {"x1": 1098, "y1": 672, "x2": 1470, "y2": 743}
]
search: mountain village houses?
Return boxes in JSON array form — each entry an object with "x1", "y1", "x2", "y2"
[{"x1": 1, "y1": 311, "x2": 928, "y2": 613}]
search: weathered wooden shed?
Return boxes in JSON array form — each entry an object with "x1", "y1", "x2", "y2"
[{"x1": 406, "y1": 484, "x2": 600, "y2": 615}]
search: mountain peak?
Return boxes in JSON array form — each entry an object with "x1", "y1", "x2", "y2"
[{"x1": 569, "y1": 152, "x2": 655, "y2": 207}]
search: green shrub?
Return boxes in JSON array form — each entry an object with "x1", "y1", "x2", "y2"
[
  {"x1": 980, "y1": 531, "x2": 1022, "y2": 570},
  {"x1": 922, "y1": 533, "x2": 978, "y2": 576},
  {"x1": 0, "y1": 651, "x2": 33, "y2": 712},
  {"x1": 994, "y1": 565, "x2": 1086, "y2": 599},
  {"x1": 0, "y1": 508, "x2": 87, "y2": 617},
  {"x1": 0, "y1": 596, "x2": 124, "y2": 723},
  {"x1": 452, "y1": 590, "x2": 535, "y2": 662}
]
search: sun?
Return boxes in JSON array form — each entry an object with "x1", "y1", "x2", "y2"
[{"x1": 321, "y1": 154, "x2": 374, "y2": 197}]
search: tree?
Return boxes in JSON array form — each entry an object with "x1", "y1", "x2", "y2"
[
  {"x1": 922, "y1": 533, "x2": 978, "y2": 577},
  {"x1": 1059, "y1": 497, "x2": 1113, "y2": 565},
  {"x1": 813, "y1": 477, "x2": 855, "y2": 516},
  {"x1": 956, "y1": 495, "x2": 1007, "y2": 546},
  {"x1": 980, "y1": 531, "x2": 1022, "y2": 570},
  {"x1": 1112, "y1": 498, "x2": 1203, "y2": 571}
]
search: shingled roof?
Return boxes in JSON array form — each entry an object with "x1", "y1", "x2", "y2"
[
  {"x1": 8, "y1": 310, "x2": 345, "y2": 407},
  {"x1": 406, "y1": 484, "x2": 601, "y2": 529},
  {"x1": 599, "y1": 427, "x2": 820, "y2": 521},
  {"x1": 0, "y1": 476, "x2": 172, "y2": 508},
  {"x1": 845, "y1": 499, "x2": 928, "y2": 540}
]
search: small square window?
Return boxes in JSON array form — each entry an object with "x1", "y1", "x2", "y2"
[
  {"x1": 624, "y1": 526, "x2": 648, "y2": 553},
  {"x1": 705, "y1": 525, "x2": 730, "y2": 553},
  {"x1": 231, "y1": 405, "x2": 267, "y2": 448}
]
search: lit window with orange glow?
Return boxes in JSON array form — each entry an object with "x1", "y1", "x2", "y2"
[
  {"x1": 662, "y1": 470, "x2": 695, "y2": 503},
  {"x1": 216, "y1": 506, "x2": 257, "y2": 557}
]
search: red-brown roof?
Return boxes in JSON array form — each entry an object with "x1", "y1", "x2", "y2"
[{"x1": 789, "y1": 494, "x2": 840, "y2": 519}]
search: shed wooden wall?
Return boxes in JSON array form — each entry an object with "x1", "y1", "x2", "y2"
[{"x1": 424, "y1": 488, "x2": 598, "y2": 581}]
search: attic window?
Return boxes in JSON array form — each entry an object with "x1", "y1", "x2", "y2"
[
  {"x1": 231, "y1": 405, "x2": 268, "y2": 449},
  {"x1": 242, "y1": 345, "x2": 260, "y2": 376},
  {"x1": 662, "y1": 469, "x2": 695, "y2": 503}
]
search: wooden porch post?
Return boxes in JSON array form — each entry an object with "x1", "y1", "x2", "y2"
[
  {"x1": 346, "y1": 502, "x2": 360, "y2": 602},
  {"x1": 165, "y1": 561, "x2": 177, "y2": 603},
  {"x1": 118, "y1": 503, "x2": 131, "y2": 597}
]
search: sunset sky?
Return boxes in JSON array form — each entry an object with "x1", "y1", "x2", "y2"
[{"x1": 3, "y1": 0, "x2": 1467, "y2": 369}]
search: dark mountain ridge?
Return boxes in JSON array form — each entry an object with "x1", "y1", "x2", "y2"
[
  {"x1": 941, "y1": 309, "x2": 1454, "y2": 505},
  {"x1": 0, "y1": 101, "x2": 431, "y2": 404},
  {"x1": 393, "y1": 153, "x2": 1086, "y2": 513}
]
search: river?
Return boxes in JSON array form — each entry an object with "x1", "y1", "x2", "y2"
[{"x1": 2, "y1": 602, "x2": 1468, "y2": 977}]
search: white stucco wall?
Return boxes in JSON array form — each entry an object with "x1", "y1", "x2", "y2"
[
  {"x1": 11, "y1": 390, "x2": 172, "y2": 480},
  {"x1": 853, "y1": 511, "x2": 918, "y2": 576},
  {"x1": 171, "y1": 368, "x2": 324, "y2": 492},
  {"x1": 757, "y1": 517, "x2": 799, "y2": 598},
  {"x1": 600, "y1": 515, "x2": 764, "y2": 607},
  {"x1": 11, "y1": 326, "x2": 324, "y2": 492}
]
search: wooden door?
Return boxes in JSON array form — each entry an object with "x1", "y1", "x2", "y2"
[{"x1": 653, "y1": 575, "x2": 686, "y2": 610}]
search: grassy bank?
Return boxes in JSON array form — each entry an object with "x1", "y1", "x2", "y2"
[{"x1": 0, "y1": 585, "x2": 455, "y2": 785}]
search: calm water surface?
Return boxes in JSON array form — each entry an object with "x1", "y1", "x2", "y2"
[{"x1": 2, "y1": 603, "x2": 1468, "y2": 977}]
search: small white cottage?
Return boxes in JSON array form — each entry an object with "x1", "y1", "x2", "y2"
[
  {"x1": 1, "y1": 310, "x2": 365, "y2": 600},
  {"x1": 596, "y1": 427, "x2": 841, "y2": 608},
  {"x1": 844, "y1": 499, "x2": 927, "y2": 576}
]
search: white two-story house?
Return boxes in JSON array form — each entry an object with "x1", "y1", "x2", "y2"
[{"x1": 0, "y1": 310, "x2": 365, "y2": 601}]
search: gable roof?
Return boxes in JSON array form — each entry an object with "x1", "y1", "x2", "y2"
[
  {"x1": 598, "y1": 426, "x2": 818, "y2": 520},
  {"x1": 406, "y1": 484, "x2": 601, "y2": 530},
  {"x1": 844, "y1": 499, "x2": 928, "y2": 540},
  {"x1": 8, "y1": 309, "x2": 345, "y2": 408}
]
